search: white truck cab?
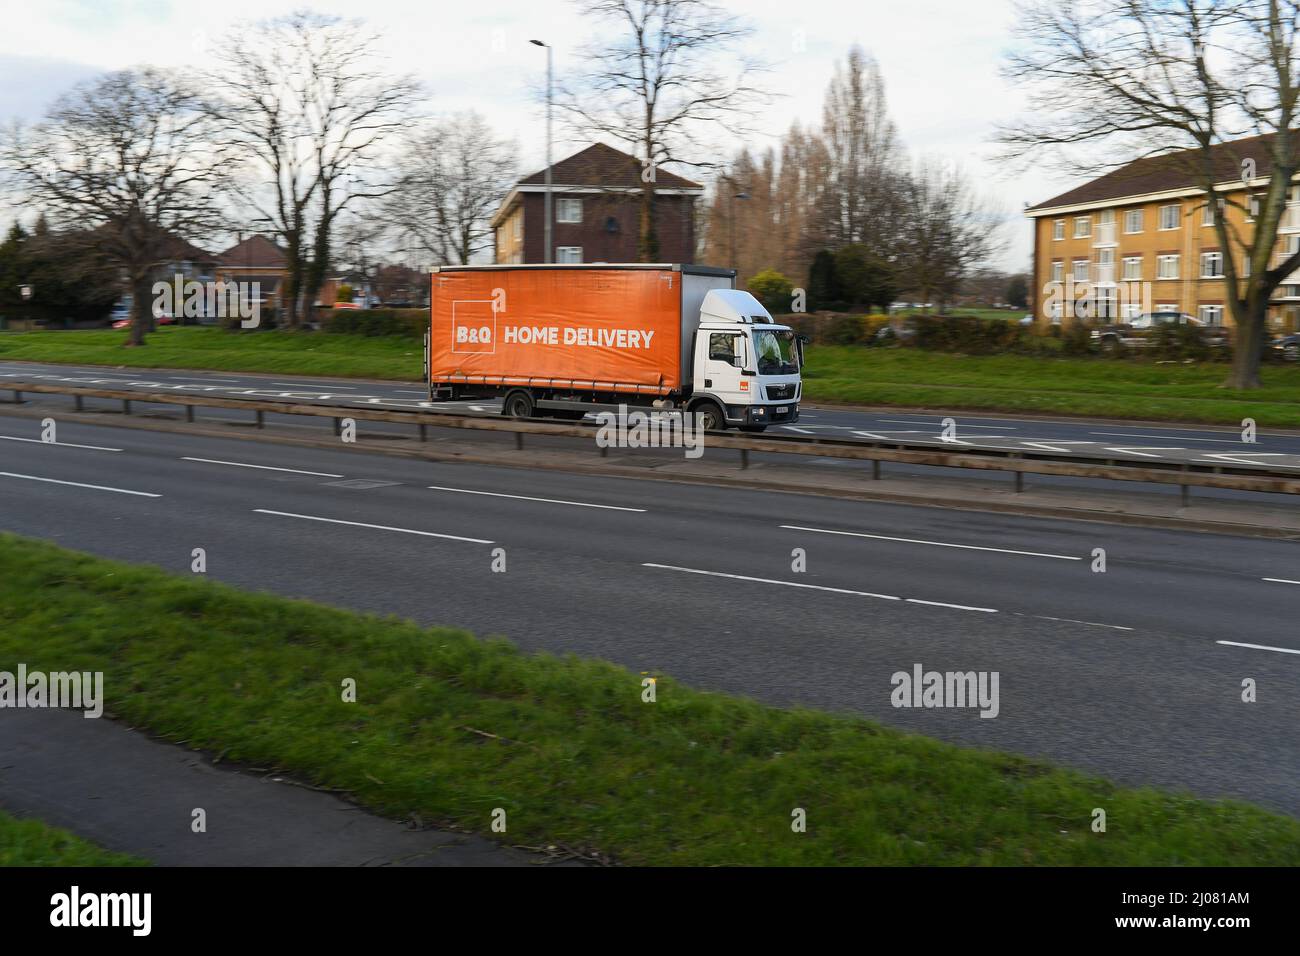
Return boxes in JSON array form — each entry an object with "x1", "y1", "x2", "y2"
[{"x1": 689, "y1": 289, "x2": 803, "y2": 432}]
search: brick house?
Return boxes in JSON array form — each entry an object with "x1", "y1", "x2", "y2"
[
  {"x1": 1026, "y1": 132, "x2": 1300, "y2": 332},
  {"x1": 491, "y1": 143, "x2": 703, "y2": 264},
  {"x1": 215, "y1": 234, "x2": 287, "y2": 313}
]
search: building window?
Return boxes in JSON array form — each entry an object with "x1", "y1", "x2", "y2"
[
  {"x1": 556, "y1": 198, "x2": 583, "y2": 223},
  {"x1": 1202, "y1": 199, "x2": 1225, "y2": 226},
  {"x1": 1124, "y1": 209, "x2": 1143, "y2": 233},
  {"x1": 1157, "y1": 303, "x2": 1178, "y2": 312},
  {"x1": 1243, "y1": 256, "x2": 1251, "y2": 278},
  {"x1": 1050, "y1": 260, "x2": 1064, "y2": 282},
  {"x1": 1121, "y1": 301, "x2": 1142, "y2": 320},
  {"x1": 1052, "y1": 219, "x2": 1065, "y2": 240},
  {"x1": 1199, "y1": 305, "x2": 1224, "y2": 326},
  {"x1": 513, "y1": 216, "x2": 522, "y2": 239},
  {"x1": 1073, "y1": 216, "x2": 1092, "y2": 238},
  {"x1": 556, "y1": 246, "x2": 583, "y2": 263},
  {"x1": 1248, "y1": 195, "x2": 1261, "y2": 221},
  {"x1": 1157, "y1": 254, "x2": 1180, "y2": 279},
  {"x1": 1159, "y1": 204, "x2": 1181, "y2": 230},
  {"x1": 1200, "y1": 251, "x2": 1224, "y2": 278},
  {"x1": 1122, "y1": 256, "x2": 1143, "y2": 280},
  {"x1": 1072, "y1": 259, "x2": 1090, "y2": 282}
]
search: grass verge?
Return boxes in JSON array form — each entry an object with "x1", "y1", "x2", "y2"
[
  {"x1": 1, "y1": 533, "x2": 1297, "y2": 865},
  {"x1": 5, "y1": 327, "x2": 1300, "y2": 426},
  {"x1": 0, "y1": 810, "x2": 146, "y2": 866}
]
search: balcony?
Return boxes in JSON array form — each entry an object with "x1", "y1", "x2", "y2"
[
  {"x1": 1278, "y1": 204, "x2": 1300, "y2": 234},
  {"x1": 1092, "y1": 262, "x2": 1117, "y2": 285},
  {"x1": 1092, "y1": 221, "x2": 1118, "y2": 247}
]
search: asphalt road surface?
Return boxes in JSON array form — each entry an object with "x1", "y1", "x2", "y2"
[
  {"x1": 1, "y1": 410, "x2": 1298, "y2": 816},
  {"x1": 2, "y1": 359, "x2": 1296, "y2": 472}
]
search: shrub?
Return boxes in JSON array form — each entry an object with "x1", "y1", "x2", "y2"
[
  {"x1": 747, "y1": 269, "x2": 795, "y2": 313},
  {"x1": 321, "y1": 308, "x2": 427, "y2": 338}
]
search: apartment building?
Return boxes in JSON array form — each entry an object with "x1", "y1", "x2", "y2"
[
  {"x1": 1026, "y1": 133, "x2": 1300, "y2": 332},
  {"x1": 491, "y1": 143, "x2": 703, "y2": 264}
]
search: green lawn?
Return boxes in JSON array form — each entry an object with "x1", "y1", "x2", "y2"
[
  {"x1": 0, "y1": 809, "x2": 146, "y2": 866},
  {"x1": 2, "y1": 532, "x2": 1297, "y2": 866},
  {"x1": 4, "y1": 326, "x2": 1300, "y2": 426}
]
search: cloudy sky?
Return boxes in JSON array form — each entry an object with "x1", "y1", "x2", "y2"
[{"x1": 1, "y1": 0, "x2": 1085, "y2": 272}]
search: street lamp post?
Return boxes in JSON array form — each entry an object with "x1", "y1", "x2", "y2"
[
  {"x1": 530, "y1": 39, "x2": 553, "y2": 265},
  {"x1": 720, "y1": 173, "x2": 750, "y2": 274}
]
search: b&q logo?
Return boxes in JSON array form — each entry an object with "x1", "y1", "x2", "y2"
[{"x1": 451, "y1": 300, "x2": 497, "y2": 354}]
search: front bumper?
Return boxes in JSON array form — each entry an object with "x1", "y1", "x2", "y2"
[{"x1": 740, "y1": 403, "x2": 799, "y2": 425}]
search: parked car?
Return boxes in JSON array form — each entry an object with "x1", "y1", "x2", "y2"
[
  {"x1": 1018, "y1": 314, "x2": 1034, "y2": 327},
  {"x1": 112, "y1": 309, "x2": 175, "y2": 329},
  {"x1": 1269, "y1": 332, "x2": 1300, "y2": 361},
  {"x1": 875, "y1": 319, "x2": 918, "y2": 343},
  {"x1": 1090, "y1": 311, "x2": 1229, "y2": 352}
]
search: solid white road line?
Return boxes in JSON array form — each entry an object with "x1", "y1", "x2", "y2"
[
  {"x1": 905, "y1": 598, "x2": 998, "y2": 613},
  {"x1": 271, "y1": 382, "x2": 359, "y2": 389},
  {"x1": 642, "y1": 563, "x2": 900, "y2": 600},
  {"x1": 1089, "y1": 431, "x2": 1243, "y2": 443},
  {"x1": 779, "y1": 524, "x2": 1081, "y2": 560},
  {"x1": 1216, "y1": 640, "x2": 1300, "y2": 656},
  {"x1": 0, "y1": 471, "x2": 160, "y2": 496},
  {"x1": 877, "y1": 419, "x2": 1013, "y2": 429},
  {"x1": 426, "y1": 485, "x2": 645, "y2": 512},
  {"x1": 169, "y1": 376, "x2": 241, "y2": 383},
  {"x1": 0, "y1": 436, "x2": 122, "y2": 451},
  {"x1": 253, "y1": 509, "x2": 492, "y2": 543},
  {"x1": 180, "y1": 457, "x2": 344, "y2": 478},
  {"x1": 1029, "y1": 614, "x2": 1133, "y2": 631},
  {"x1": 1262, "y1": 577, "x2": 1300, "y2": 585}
]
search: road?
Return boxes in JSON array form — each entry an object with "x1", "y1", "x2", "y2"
[
  {"x1": 1, "y1": 409, "x2": 1298, "y2": 816},
  {"x1": 2, "y1": 359, "x2": 1296, "y2": 473}
]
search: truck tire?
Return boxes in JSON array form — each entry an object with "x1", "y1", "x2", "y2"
[
  {"x1": 502, "y1": 390, "x2": 536, "y2": 418},
  {"x1": 691, "y1": 400, "x2": 727, "y2": 432}
]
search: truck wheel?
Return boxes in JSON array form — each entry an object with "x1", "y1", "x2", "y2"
[
  {"x1": 502, "y1": 390, "x2": 536, "y2": 418},
  {"x1": 692, "y1": 401, "x2": 727, "y2": 432}
]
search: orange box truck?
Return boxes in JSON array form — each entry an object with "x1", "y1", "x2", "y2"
[{"x1": 425, "y1": 263, "x2": 803, "y2": 431}]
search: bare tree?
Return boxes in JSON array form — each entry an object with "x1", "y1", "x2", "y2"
[
  {"x1": 556, "y1": 0, "x2": 769, "y2": 260},
  {"x1": 0, "y1": 69, "x2": 230, "y2": 345},
  {"x1": 898, "y1": 159, "x2": 1003, "y2": 312},
  {"x1": 384, "y1": 112, "x2": 517, "y2": 266},
  {"x1": 819, "y1": 45, "x2": 905, "y2": 250},
  {"x1": 1000, "y1": 0, "x2": 1300, "y2": 388},
  {"x1": 210, "y1": 11, "x2": 421, "y2": 328}
]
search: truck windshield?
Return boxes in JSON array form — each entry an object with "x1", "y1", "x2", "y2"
[{"x1": 753, "y1": 329, "x2": 799, "y2": 375}]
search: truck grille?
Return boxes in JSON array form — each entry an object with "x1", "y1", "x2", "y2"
[{"x1": 766, "y1": 383, "x2": 797, "y2": 401}]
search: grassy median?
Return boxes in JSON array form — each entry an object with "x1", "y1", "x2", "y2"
[
  {"x1": 1, "y1": 533, "x2": 1298, "y2": 866},
  {"x1": 0, "y1": 810, "x2": 146, "y2": 866},
  {"x1": 5, "y1": 326, "x2": 1300, "y2": 426}
]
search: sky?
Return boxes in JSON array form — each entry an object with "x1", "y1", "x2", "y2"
[{"x1": 0, "y1": 0, "x2": 1087, "y2": 273}]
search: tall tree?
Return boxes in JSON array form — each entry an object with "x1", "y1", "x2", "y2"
[
  {"x1": 385, "y1": 112, "x2": 517, "y2": 266},
  {"x1": 210, "y1": 11, "x2": 421, "y2": 328},
  {"x1": 556, "y1": 0, "x2": 769, "y2": 260},
  {"x1": 0, "y1": 69, "x2": 230, "y2": 345},
  {"x1": 820, "y1": 46, "x2": 905, "y2": 250},
  {"x1": 1000, "y1": 0, "x2": 1300, "y2": 388},
  {"x1": 898, "y1": 159, "x2": 1002, "y2": 313}
]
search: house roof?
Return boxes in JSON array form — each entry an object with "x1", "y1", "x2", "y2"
[
  {"x1": 1028, "y1": 133, "x2": 1282, "y2": 213},
  {"x1": 517, "y1": 142, "x2": 703, "y2": 190},
  {"x1": 217, "y1": 234, "x2": 287, "y2": 269}
]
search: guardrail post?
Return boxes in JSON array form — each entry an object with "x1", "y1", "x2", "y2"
[
  {"x1": 74, "y1": 395, "x2": 83, "y2": 411},
  {"x1": 419, "y1": 424, "x2": 427, "y2": 442},
  {"x1": 123, "y1": 399, "x2": 131, "y2": 415},
  {"x1": 333, "y1": 417, "x2": 341, "y2": 437},
  {"x1": 186, "y1": 405, "x2": 194, "y2": 423},
  {"x1": 515, "y1": 432, "x2": 524, "y2": 451},
  {"x1": 1015, "y1": 471, "x2": 1024, "y2": 493},
  {"x1": 12, "y1": 389, "x2": 21, "y2": 404},
  {"x1": 872, "y1": 460, "x2": 881, "y2": 480},
  {"x1": 740, "y1": 448, "x2": 749, "y2": 470},
  {"x1": 255, "y1": 409, "x2": 264, "y2": 429}
]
